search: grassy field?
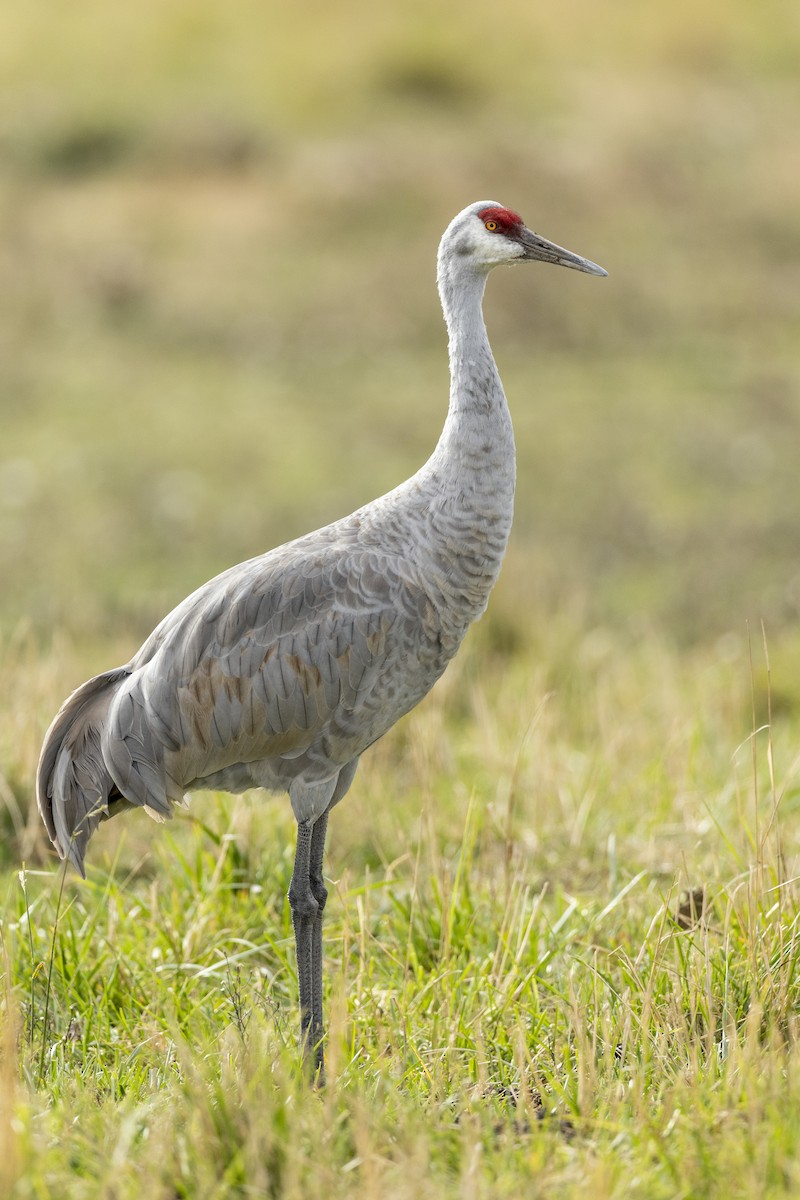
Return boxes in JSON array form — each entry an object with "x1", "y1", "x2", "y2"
[{"x1": 2, "y1": 0, "x2": 800, "y2": 1195}]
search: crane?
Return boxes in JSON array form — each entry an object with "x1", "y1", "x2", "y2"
[{"x1": 36, "y1": 201, "x2": 606, "y2": 1082}]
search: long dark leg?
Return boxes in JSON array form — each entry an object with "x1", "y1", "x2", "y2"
[
  {"x1": 287, "y1": 821, "x2": 318, "y2": 1075},
  {"x1": 308, "y1": 810, "x2": 329, "y2": 1080},
  {"x1": 287, "y1": 761, "x2": 359, "y2": 1083}
]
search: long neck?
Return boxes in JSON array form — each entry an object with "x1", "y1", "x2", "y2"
[
  {"x1": 414, "y1": 257, "x2": 516, "y2": 624},
  {"x1": 435, "y1": 263, "x2": 516, "y2": 480}
]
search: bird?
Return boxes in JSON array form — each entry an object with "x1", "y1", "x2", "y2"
[{"x1": 36, "y1": 201, "x2": 606, "y2": 1082}]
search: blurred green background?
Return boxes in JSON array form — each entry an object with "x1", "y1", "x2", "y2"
[{"x1": 2, "y1": 0, "x2": 800, "y2": 648}]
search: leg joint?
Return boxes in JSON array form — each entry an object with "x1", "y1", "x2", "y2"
[
  {"x1": 309, "y1": 872, "x2": 328, "y2": 912},
  {"x1": 288, "y1": 886, "x2": 319, "y2": 921}
]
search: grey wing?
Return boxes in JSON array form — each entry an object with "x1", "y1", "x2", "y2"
[{"x1": 101, "y1": 545, "x2": 430, "y2": 803}]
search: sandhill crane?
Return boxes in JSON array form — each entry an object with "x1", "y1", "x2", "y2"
[{"x1": 36, "y1": 201, "x2": 606, "y2": 1081}]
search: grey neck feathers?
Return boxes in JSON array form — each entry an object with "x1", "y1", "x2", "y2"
[
  {"x1": 409, "y1": 254, "x2": 517, "y2": 626},
  {"x1": 429, "y1": 256, "x2": 516, "y2": 506}
]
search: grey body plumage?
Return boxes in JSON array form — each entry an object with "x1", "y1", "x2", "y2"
[{"x1": 37, "y1": 200, "x2": 606, "y2": 1079}]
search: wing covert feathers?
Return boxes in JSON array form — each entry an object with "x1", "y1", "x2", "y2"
[{"x1": 36, "y1": 539, "x2": 451, "y2": 875}]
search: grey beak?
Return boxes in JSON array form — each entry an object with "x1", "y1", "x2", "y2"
[{"x1": 519, "y1": 227, "x2": 607, "y2": 276}]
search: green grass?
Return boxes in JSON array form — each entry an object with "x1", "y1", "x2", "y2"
[
  {"x1": 4, "y1": 626, "x2": 800, "y2": 1197},
  {"x1": 3, "y1": 0, "x2": 800, "y2": 1193}
]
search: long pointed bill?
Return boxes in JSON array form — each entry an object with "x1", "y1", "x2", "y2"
[{"x1": 519, "y1": 227, "x2": 607, "y2": 276}]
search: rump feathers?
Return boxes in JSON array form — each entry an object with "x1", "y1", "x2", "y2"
[{"x1": 36, "y1": 667, "x2": 135, "y2": 875}]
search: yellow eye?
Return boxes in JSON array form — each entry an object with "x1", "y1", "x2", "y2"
[{"x1": 484, "y1": 220, "x2": 497, "y2": 231}]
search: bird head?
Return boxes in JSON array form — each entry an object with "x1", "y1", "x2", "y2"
[{"x1": 439, "y1": 200, "x2": 607, "y2": 276}]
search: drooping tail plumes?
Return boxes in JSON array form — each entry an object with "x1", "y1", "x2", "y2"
[{"x1": 36, "y1": 668, "x2": 131, "y2": 876}]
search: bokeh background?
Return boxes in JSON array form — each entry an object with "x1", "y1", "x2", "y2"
[{"x1": 2, "y1": 0, "x2": 799, "y2": 648}]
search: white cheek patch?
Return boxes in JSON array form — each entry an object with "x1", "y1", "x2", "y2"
[{"x1": 473, "y1": 231, "x2": 523, "y2": 266}]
